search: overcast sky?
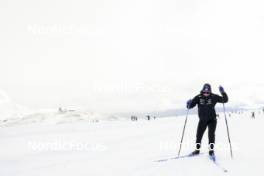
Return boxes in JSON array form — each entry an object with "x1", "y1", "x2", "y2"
[{"x1": 0, "y1": 0, "x2": 264, "y2": 113}]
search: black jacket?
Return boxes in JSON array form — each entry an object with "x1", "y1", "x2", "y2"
[{"x1": 189, "y1": 92, "x2": 228, "y2": 120}]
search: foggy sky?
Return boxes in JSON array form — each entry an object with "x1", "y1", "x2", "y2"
[{"x1": 1, "y1": 0, "x2": 264, "y2": 113}]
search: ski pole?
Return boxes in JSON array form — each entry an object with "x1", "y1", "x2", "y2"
[
  {"x1": 178, "y1": 109, "x2": 189, "y2": 157},
  {"x1": 223, "y1": 103, "x2": 233, "y2": 159}
]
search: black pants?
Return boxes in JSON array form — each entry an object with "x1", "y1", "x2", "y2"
[{"x1": 195, "y1": 119, "x2": 217, "y2": 150}]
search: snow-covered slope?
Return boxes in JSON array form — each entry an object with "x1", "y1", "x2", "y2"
[
  {"x1": 0, "y1": 102, "x2": 28, "y2": 119},
  {"x1": 0, "y1": 110, "x2": 263, "y2": 176},
  {"x1": 0, "y1": 92, "x2": 30, "y2": 120},
  {"x1": 0, "y1": 109, "x2": 122, "y2": 127},
  {"x1": 0, "y1": 92, "x2": 122, "y2": 126}
]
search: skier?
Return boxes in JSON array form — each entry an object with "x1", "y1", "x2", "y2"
[
  {"x1": 147, "y1": 115, "x2": 151, "y2": 121},
  {"x1": 131, "y1": 116, "x2": 138, "y2": 121},
  {"x1": 251, "y1": 112, "x2": 255, "y2": 119},
  {"x1": 186, "y1": 83, "x2": 228, "y2": 157}
]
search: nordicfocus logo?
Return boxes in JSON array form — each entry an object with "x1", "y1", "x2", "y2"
[
  {"x1": 28, "y1": 141, "x2": 108, "y2": 152},
  {"x1": 159, "y1": 141, "x2": 238, "y2": 152}
]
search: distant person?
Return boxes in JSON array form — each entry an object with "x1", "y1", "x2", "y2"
[
  {"x1": 187, "y1": 83, "x2": 228, "y2": 158},
  {"x1": 58, "y1": 107, "x2": 63, "y2": 113},
  {"x1": 58, "y1": 107, "x2": 66, "y2": 113},
  {"x1": 147, "y1": 115, "x2": 151, "y2": 121},
  {"x1": 131, "y1": 116, "x2": 138, "y2": 121},
  {"x1": 251, "y1": 112, "x2": 255, "y2": 119}
]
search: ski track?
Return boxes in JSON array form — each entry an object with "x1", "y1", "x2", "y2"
[{"x1": 0, "y1": 112, "x2": 263, "y2": 176}]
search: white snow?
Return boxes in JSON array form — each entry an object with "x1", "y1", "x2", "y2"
[{"x1": 0, "y1": 110, "x2": 263, "y2": 176}]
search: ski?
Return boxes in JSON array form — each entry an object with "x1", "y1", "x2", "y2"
[
  {"x1": 209, "y1": 155, "x2": 228, "y2": 173},
  {"x1": 155, "y1": 153, "x2": 228, "y2": 173},
  {"x1": 154, "y1": 153, "x2": 201, "y2": 162}
]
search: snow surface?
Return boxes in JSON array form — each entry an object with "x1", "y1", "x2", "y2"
[{"x1": 0, "y1": 110, "x2": 263, "y2": 176}]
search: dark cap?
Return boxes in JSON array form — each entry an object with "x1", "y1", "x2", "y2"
[{"x1": 201, "y1": 83, "x2": 212, "y2": 93}]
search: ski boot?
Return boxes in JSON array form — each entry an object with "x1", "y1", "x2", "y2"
[{"x1": 190, "y1": 149, "x2": 200, "y2": 156}]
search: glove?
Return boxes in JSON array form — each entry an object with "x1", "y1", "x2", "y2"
[
  {"x1": 219, "y1": 86, "x2": 225, "y2": 94},
  {"x1": 186, "y1": 99, "x2": 192, "y2": 109}
]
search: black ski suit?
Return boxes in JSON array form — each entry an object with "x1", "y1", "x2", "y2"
[{"x1": 189, "y1": 92, "x2": 228, "y2": 150}]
